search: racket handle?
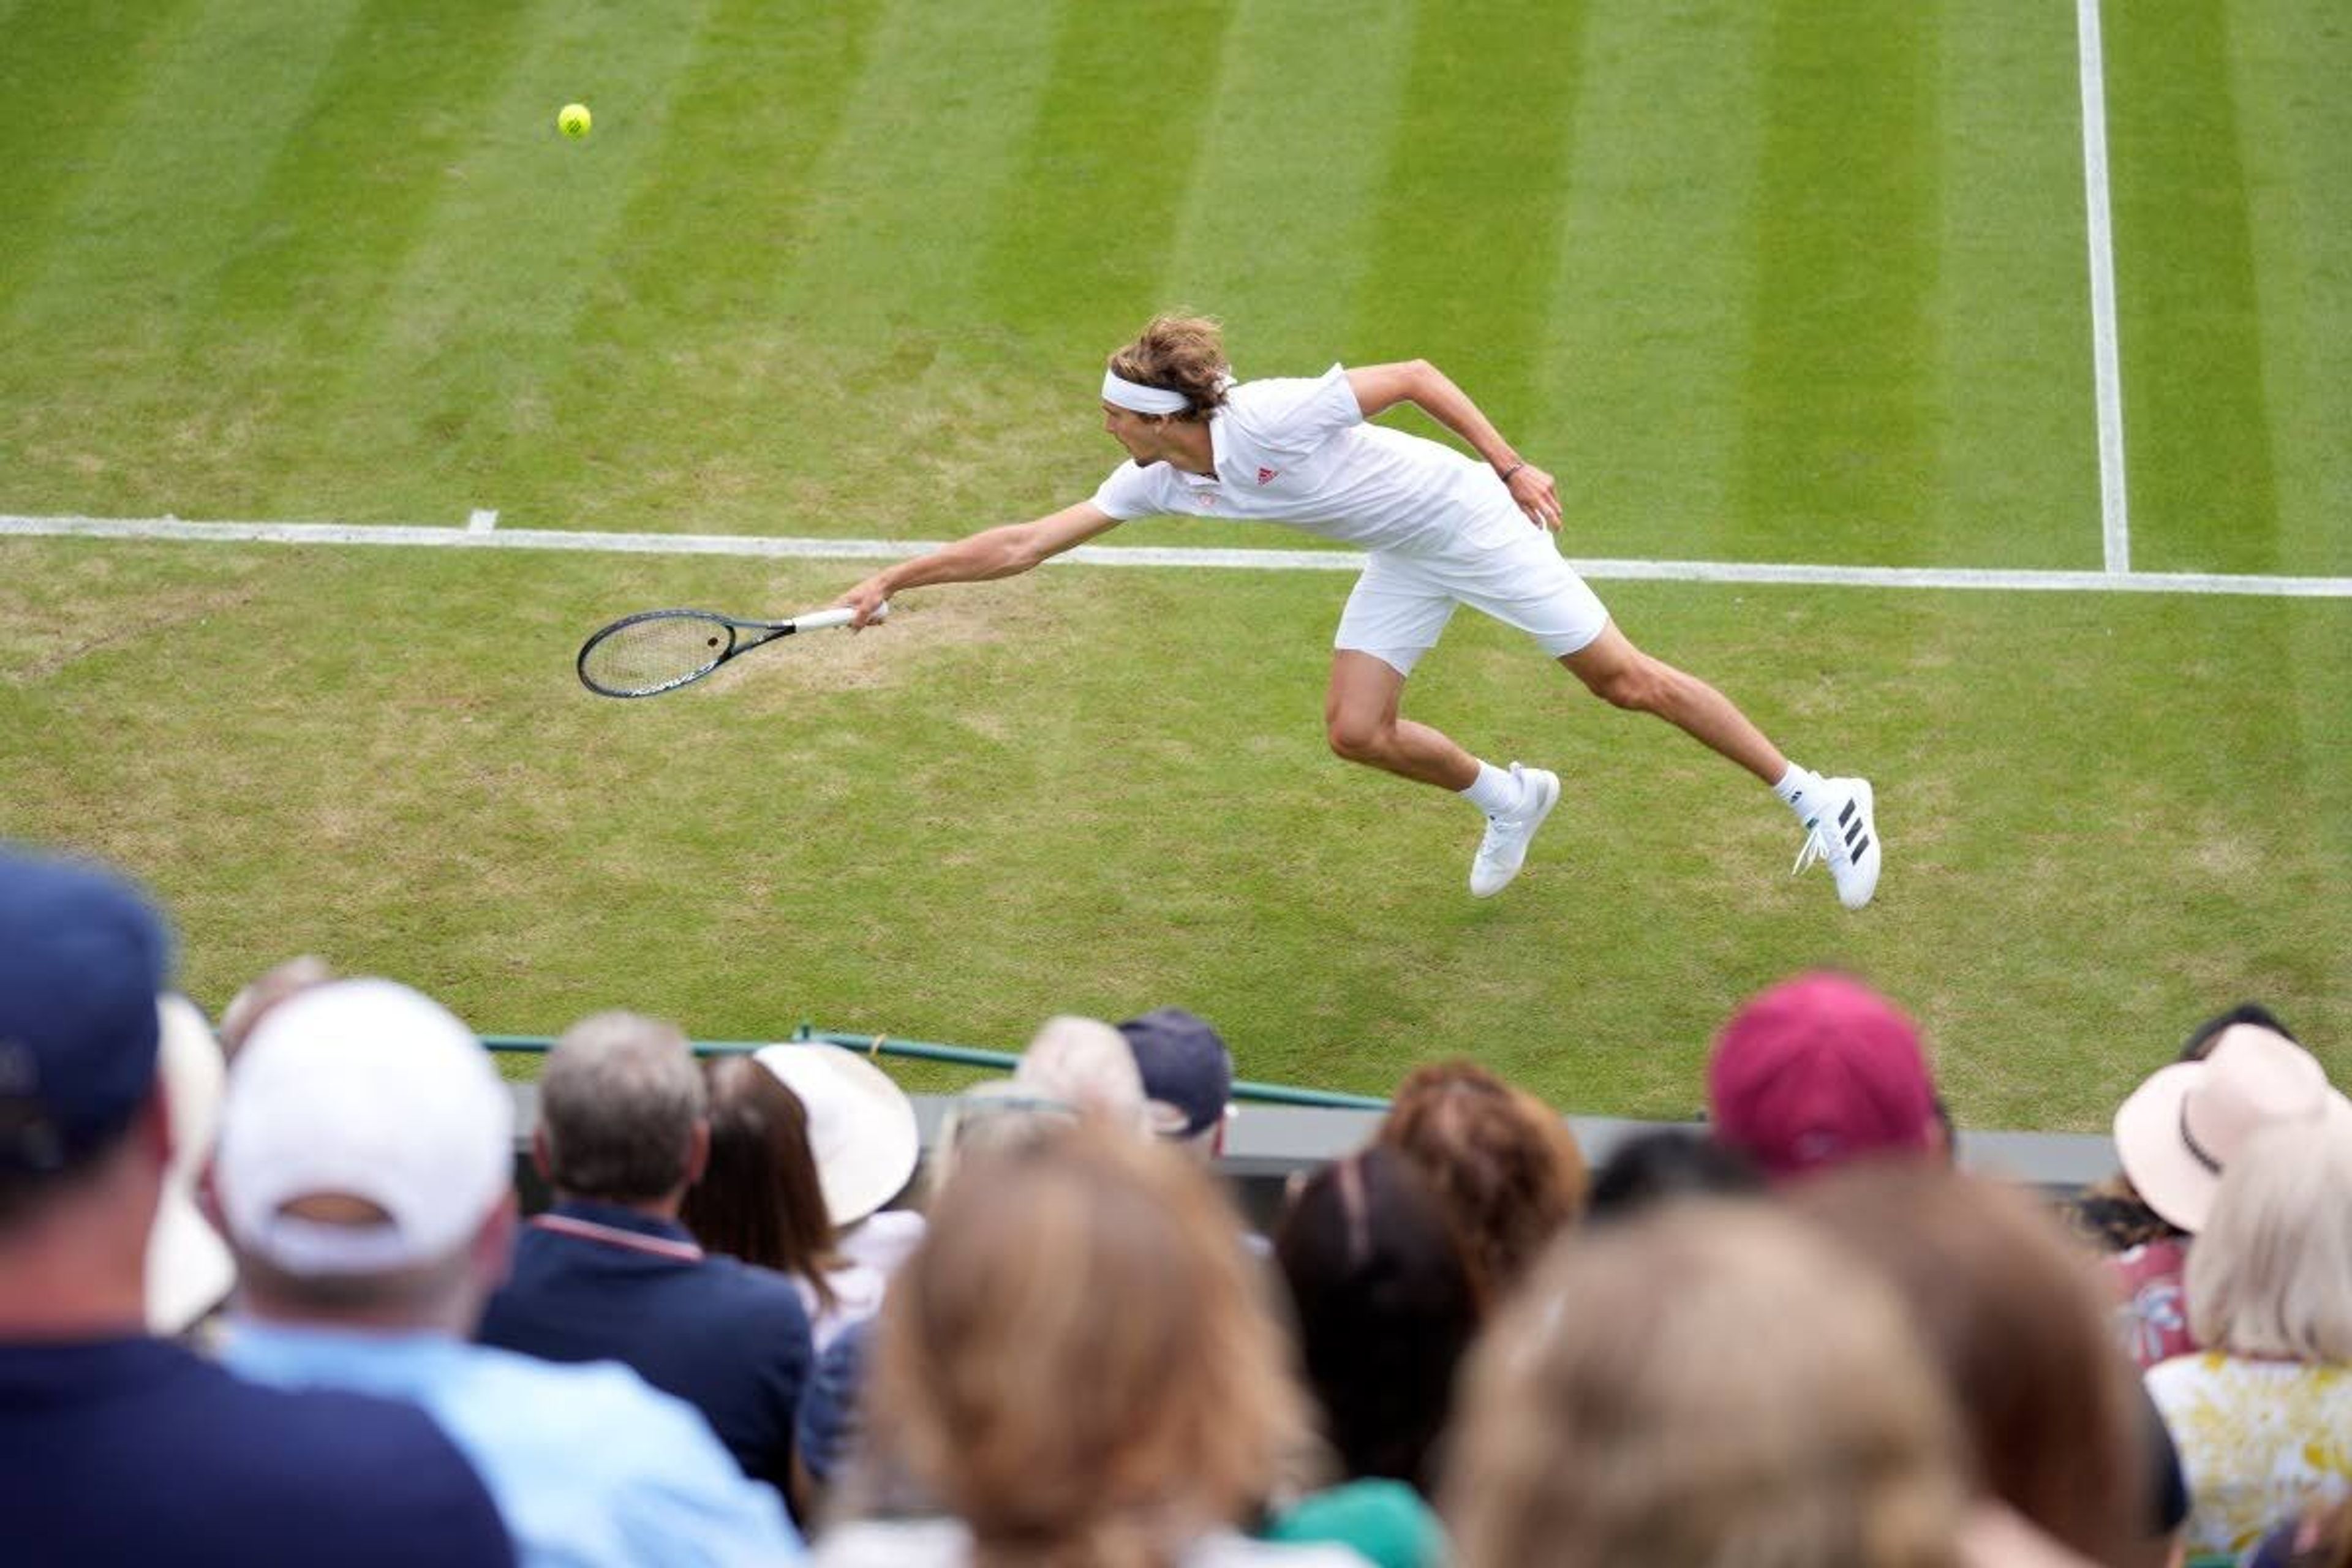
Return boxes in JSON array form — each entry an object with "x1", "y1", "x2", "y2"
[{"x1": 795, "y1": 602, "x2": 887, "y2": 632}]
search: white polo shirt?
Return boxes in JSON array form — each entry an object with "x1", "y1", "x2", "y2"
[{"x1": 1089, "y1": 364, "x2": 1526, "y2": 559}]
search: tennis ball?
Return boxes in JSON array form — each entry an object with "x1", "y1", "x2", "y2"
[{"x1": 558, "y1": 103, "x2": 592, "y2": 140}]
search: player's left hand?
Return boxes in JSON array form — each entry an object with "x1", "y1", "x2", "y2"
[{"x1": 1506, "y1": 462, "x2": 1562, "y2": 532}]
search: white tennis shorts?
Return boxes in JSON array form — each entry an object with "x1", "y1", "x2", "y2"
[{"x1": 1334, "y1": 523, "x2": 1610, "y2": 675}]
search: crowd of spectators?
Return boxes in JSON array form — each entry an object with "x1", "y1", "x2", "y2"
[{"x1": 6, "y1": 838, "x2": 2349, "y2": 1567}]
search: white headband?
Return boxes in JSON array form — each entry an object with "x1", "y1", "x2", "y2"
[{"x1": 1101, "y1": 369, "x2": 1193, "y2": 417}]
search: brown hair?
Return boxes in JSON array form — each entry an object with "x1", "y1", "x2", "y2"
[
  {"x1": 680, "y1": 1055, "x2": 840, "y2": 1311},
  {"x1": 1446, "y1": 1201, "x2": 1964, "y2": 1568},
  {"x1": 867, "y1": 1123, "x2": 1310, "y2": 1568},
  {"x1": 1106, "y1": 314, "x2": 1231, "y2": 422},
  {"x1": 1789, "y1": 1166, "x2": 2150, "y2": 1567},
  {"x1": 1376, "y1": 1061, "x2": 1586, "y2": 1304}
]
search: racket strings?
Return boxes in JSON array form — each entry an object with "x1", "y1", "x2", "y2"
[{"x1": 581, "y1": 614, "x2": 732, "y2": 696}]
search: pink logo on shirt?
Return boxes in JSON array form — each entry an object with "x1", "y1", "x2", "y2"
[{"x1": 1256, "y1": 467, "x2": 1279, "y2": 485}]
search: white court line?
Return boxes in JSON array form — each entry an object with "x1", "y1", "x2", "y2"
[
  {"x1": 4, "y1": 512, "x2": 2350, "y2": 598},
  {"x1": 467, "y1": 508, "x2": 499, "y2": 533},
  {"x1": 2077, "y1": 0, "x2": 2132, "y2": 573}
]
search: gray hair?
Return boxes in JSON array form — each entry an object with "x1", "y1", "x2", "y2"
[
  {"x1": 540, "y1": 1011, "x2": 707, "y2": 1203},
  {"x1": 2188, "y1": 1119, "x2": 2352, "y2": 1362}
]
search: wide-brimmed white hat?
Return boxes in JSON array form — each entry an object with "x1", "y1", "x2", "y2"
[
  {"x1": 146, "y1": 995, "x2": 234, "y2": 1333},
  {"x1": 2113, "y1": 1023, "x2": 2352, "y2": 1232},
  {"x1": 753, "y1": 1044, "x2": 920, "y2": 1232}
]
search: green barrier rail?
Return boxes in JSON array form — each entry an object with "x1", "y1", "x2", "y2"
[{"x1": 480, "y1": 1025, "x2": 1391, "y2": 1112}]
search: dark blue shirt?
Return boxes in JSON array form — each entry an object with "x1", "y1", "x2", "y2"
[
  {"x1": 0, "y1": 1335, "x2": 513, "y2": 1568},
  {"x1": 478, "y1": 1199, "x2": 814, "y2": 1494}
]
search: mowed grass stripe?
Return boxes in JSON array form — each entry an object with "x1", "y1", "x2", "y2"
[
  {"x1": 160, "y1": 0, "x2": 541, "y2": 519},
  {"x1": 0, "y1": 0, "x2": 198, "y2": 319},
  {"x1": 0, "y1": 0, "x2": 366, "y2": 513},
  {"x1": 312, "y1": 0, "x2": 715, "y2": 523},
  {"x1": 541, "y1": 0, "x2": 881, "y2": 536},
  {"x1": 1352, "y1": 0, "x2": 1588, "y2": 434},
  {"x1": 1736, "y1": 0, "x2": 1940, "y2": 564},
  {"x1": 1537, "y1": 0, "x2": 1771, "y2": 559},
  {"x1": 1931, "y1": 1, "x2": 2099, "y2": 570},
  {"x1": 2229, "y1": 0, "x2": 2350, "y2": 575},
  {"x1": 2105, "y1": 0, "x2": 2277, "y2": 573},
  {"x1": 974, "y1": 2, "x2": 1235, "y2": 335},
  {"x1": 736, "y1": 1, "x2": 1065, "y2": 531}
]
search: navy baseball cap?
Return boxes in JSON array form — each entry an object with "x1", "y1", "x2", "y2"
[
  {"x1": 0, "y1": 846, "x2": 172, "y2": 1173},
  {"x1": 1117, "y1": 1007, "x2": 1234, "y2": 1139}
]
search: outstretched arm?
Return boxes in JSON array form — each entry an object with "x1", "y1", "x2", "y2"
[
  {"x1": 833, "y1": 502, "x2": 1126, "y2": 625},
  {"x1": 1346, "y1": 360, "x2": 1561, "y2": 532}
]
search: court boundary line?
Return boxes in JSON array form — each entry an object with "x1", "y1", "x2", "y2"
[
  {"x1": 4, "y1": 512, "x2": 2348, "y2": 599},
  {"x1": 2076, "y1": 0, "x2": 2132, "y2": 572}
]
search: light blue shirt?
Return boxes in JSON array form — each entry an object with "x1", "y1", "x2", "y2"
[{"x1": 225, "y1": 1319, "x2": 803, "y2": 1567}]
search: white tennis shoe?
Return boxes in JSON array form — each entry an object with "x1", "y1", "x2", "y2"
[
  {"x1": 1469, "y1": 763, "x2": 1561, "y2": 898},
  {"x1": 1791, "y1": 777, "x2": 1880, "y2": 910}
]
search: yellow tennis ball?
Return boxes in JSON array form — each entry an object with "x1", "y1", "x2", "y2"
[{"x1": 558, "y1": 103, "x2": 591, "y2": 140}]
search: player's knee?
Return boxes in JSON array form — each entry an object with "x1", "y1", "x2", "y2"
[
  {"x1": 1589, "y1": 662, "x2": 1669, "y2": 713},
  {"x1": 1326, "y1": 714, "x2": 1389, "y2": 763}
]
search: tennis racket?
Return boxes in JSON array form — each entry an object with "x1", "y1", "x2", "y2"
[{"x1": 576, "y1": 602, "x2": 888, "y2": 698}]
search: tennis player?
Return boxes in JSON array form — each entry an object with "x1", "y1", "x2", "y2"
[{"x1": 835, "y1": 317, "x2": 1880, "y2": 908}]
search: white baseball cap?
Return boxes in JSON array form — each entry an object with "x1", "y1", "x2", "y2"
[{"x1": 215, "y1": 979, "x2": 514, "y2": 1275}]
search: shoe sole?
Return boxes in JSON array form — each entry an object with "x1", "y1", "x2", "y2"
[{"x1": 1470, "y1": 770, "x2": 1561, "y2": 898}]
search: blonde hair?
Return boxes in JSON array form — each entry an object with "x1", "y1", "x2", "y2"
[
  {"x1": 1446, "y1": 1202, "x2": 1965, "y2": 1568},
  {"x1": 2188, "y1": 1120, "x2": 2352, "y2": 1362},
  {"x1": 1789, "y1": 1166, "x2": 2150, "y2": 1567},
  {"x1": 868, "y1": 1124, "x2": 1311, "y2": 1568},
  {"x1": 1015, "y1": 1015, "x2": 1151, "y2": 1135},
  {"x1": 1106, "y1": 314, "x2": 1231, "y2": 422}
]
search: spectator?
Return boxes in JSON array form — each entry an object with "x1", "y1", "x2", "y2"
[
  {"x1": 2148, "y1": 1121, "x2": 2352, "y2": 1559},
  {"x1": 1444, "y1": 1200, "x2": 1966, "y2": 1568},
  {"x1": 2084, "y1": 1023, "x2": 2352, "y2": 1370},
  {"x1": 927, "y1": 1078, "x2": 1082, "y2": 1195},
  {"x1": 2181, "y1": 1001, "x2": 2299, "y2": 1059},
  {"x1": 817, "y1": 1125, "x2": 1362, "y2": 1567},
  {"x1": 1583, "y1": 1127, "x2": 1763, "y2": 1224},
  {"x1": 216, "y1": 953, "x2": 334, "y2": 1058},
  {"x1": 146, "y1": 992, "x2": 233, "y2": 1335},
  {"x1": 1789, "y1": 1166, "x2": 2163, "y2": 1567},
  {"x1": 791, "y1": 1315, "x2": 875, "y2": 1528},
  {"x1": 1376, "y1": 1060, "x2": 1585, "y2": 1303},
  {"x1": 0, "y1": 847, "x2": 511, "y2": 1567},
  {"x1": 480, "y1": 1011, "x2": 815, "y2": 1499},
  {"x1": 1706, "y1": 970, "x2": 1945, "y2": 1181},
  {"x1": 752, "y1": 1043, "x2": 925, "y2": 1344},
  {"x1": 1120, "y1": 1006, "x2": 1237, "y2": 1158},
  {"x1": 216, "y1": 978, "x2": 803, "y2": 1564},
  {"x1": 1017, "y1": 1014, "x2": 1159, "y2": 1135},
  {"x1": 682, "y1": 1054, "x2": 850, "y2": 1349},
  {"x1": 1272, "y1": 1146, "x2": 1480, "y2": 1497}
]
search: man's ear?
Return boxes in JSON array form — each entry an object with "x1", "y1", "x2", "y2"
[
  {"x1": 531, "y1": 1126, "x2": 553, "y2": 1182},
  {"x1": 683, "y1": 1119, "x2": 711, "y2": 1187}
]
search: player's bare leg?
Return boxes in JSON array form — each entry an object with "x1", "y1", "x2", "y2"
[
  {"x1": 1558, "y1": 624, "x2": 1880, "y2": 908},
  {"x1": 1324, "y1": 651, "x2": 1560, "y2": 897}
]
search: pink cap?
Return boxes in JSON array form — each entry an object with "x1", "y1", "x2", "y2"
[{"x1": 1708, "y1": 973, "x2": 1939, "y2": 1180}]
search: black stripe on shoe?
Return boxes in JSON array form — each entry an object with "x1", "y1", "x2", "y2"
[
  {"x1": 1851, "y1": 834, "x2": 1871, "y2": 859},
  {"x1": 1839, "y1": 800, "x2": 1856, "y2": 827}
]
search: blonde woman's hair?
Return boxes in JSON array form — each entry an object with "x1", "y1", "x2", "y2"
[
  {"x1": 1106, "y1": 314, "x2": 1231, "y2": 421},
  {"x1": 1446, "y1": 1201, "x2": 1966, "y2": 1568},
  {"x1": 2188, "y1": 1120, "x2": 2352, "y2": 1362},
  {"x1": 867, "y1": 1123, "x2": 1311, "y2": 1568}
]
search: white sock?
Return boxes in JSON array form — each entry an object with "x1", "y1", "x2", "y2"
[
  {"x1": 1773, "y1": 763, "x2": 1829, "y2": 821},
  {"x1": 1460, "y1": 761, "x2": 1522, "y2": 817}
]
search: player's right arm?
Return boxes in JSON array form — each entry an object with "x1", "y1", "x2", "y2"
[{"x1": 834, "y1": 502, "x2": 1124, "y2": 625}]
